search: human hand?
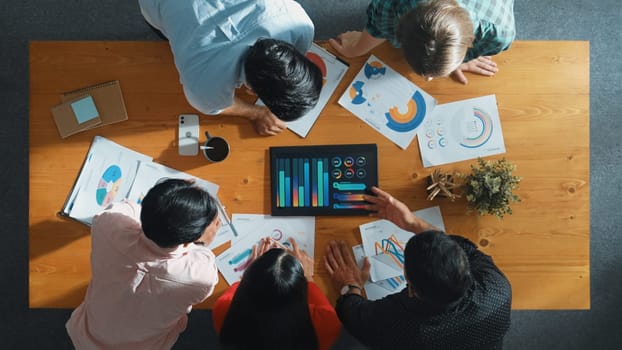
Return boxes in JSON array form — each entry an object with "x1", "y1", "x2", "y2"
[
  {"x1": 288, "y1": 237, "x2": 315, "y2": 281},
  {"x1": 363, "y1": 186, "x2": 417, "y2": 231},
  {"x1": 329, "y1": 31, "x2": 364, "y2": 58},
  {"x1": 250, "y1": 237, "x2": 276, "y2": 261},
  {"x1": 323, "y1": 240, "x2": 370, "y2": 292},
  {"x1": 251, "y1": 237, "x2": 273, "y2": 258},
  {"x1": 450, "y1": 56, "x2": 499, "y2": 84},
  {"x1": 252, "y1": 106, "x2": 287, "y2": 136},
  {"x1": 364, "y1": 187, "x2": 438, "y2": 233}
]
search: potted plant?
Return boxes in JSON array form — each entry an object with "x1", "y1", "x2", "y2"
[
  {"x1": 460, "y1": 158, "x2": 521, "y2": 218},
  {"x1": 426, "y1": 169, "x2": 460, "y2": 201}
]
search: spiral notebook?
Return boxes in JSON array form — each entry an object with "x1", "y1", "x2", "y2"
[
  {"x1": 61, "y1": 80, "x2": 128, "y2": 127},
  {"x1": 51, "y1": 94, "x2": 103, "y2": 138}
]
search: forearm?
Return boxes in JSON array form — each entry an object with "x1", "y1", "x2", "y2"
[
  {"x1": 352, "y1": 30, "x2": 386, "y2": 56},
  {"x1": 335, "y1": 294, "x2": 377, "y2": 347},
  {"x1": 406, "y1": 214, "x2": 439, "y2": 234},
  {"x1": 332, "y1": 29, "x2": 387, "y2": 58},
  {"x1": 219, "y1": 96, "x2": 263, "y2": 121}
]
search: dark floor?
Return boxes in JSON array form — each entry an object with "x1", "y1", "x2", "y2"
[{"x1": 1, "y1": 0, "x2": 621, "y2": 349}]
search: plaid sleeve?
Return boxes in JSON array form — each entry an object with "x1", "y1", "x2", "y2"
[
  {"x1": 365, "y1": 0, "x2": 386, "y2": 38},
  {"x1": 365, "y1": 0, "x2": 408, "y2": 47},
  {"x1": 463, "y1": 0, "x2": 516, "y2": 61},
  {"x1": 465, "y1": 20, "x2": 515, "y2": 61}
]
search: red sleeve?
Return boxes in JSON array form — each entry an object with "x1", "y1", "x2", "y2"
[
  {"x1": 212, "y1": 282, "x2": 240, "y2": 333},
  {"x1": 307, "y1": 282, "x2": 341, "y2": 350}
]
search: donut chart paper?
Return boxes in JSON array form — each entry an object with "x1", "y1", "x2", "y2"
[
  {"x1": 338, "y1": 55, "x2": 436, "y2": 149},
  {"x1": 417, "y1": 95, "x2": 506, "y2": 167}
]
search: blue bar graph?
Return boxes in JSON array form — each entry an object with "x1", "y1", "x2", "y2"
[
  {"x1": 323, "y1": 158, "x2": 329, "y2": 207},
  {"x1": 304, "y1": 159, "x2": 310, "y2": 207},
  {"x1": 285, "y1": 157, "x2": 291, "y2": 207},
  {"x1": 278, "y1": 158, "x2": 285, "y2": 207}
]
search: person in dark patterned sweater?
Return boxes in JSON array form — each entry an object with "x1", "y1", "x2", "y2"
[{"x1": 324, "y1": 186, "x2": 512, "y2": 349}]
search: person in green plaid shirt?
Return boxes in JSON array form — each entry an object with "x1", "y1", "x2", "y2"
[{"x1": 330, "y1": 0, "x2": 515, "y2": 84}]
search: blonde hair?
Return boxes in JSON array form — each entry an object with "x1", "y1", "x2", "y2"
[{"x1": 397, "y1": 0, "x2": 474, "y2": 77}]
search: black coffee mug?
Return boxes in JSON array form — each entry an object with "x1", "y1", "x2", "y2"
[{"x1": 202, "y1": 131, "x2": 230, "y2": 162}]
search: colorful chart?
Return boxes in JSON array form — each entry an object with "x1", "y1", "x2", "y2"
[
  {"x1": 352, "y1": 245, "x2": 408, "y2": 300},
  {"x1": 373, "y1": 235, "x2": 406, "y2": 280},
  {"x1": 385, "y1": 91, "x2": 427, "y2": 132},
  {"x1": 275, "y1": 156, "x2": 366, "y2": 208},
  {"x1": 364, "y1": 61, "x2": 386, "y2": 79},
  {"x1": 338, "y1": 55, "x2": 437, "y2": 150},
  {"x1": 375, "y1": 235, "x2": 405, "y2": 265},
  {"x1": 349, "y1": 81, "x2": 366, "y2": 105},
  {"x1": 219, "y1": 214, "x2": 316, "y2": 285},
  {"x1": 96, "y1": 165, "x2": 122, "y2": 207},
  {"x1": 229, "y1": 248, "x2": 253, "y2": 273},
  {"x1": 379, "y1": 275, "x2": 407, "y2": 290},
  {"x1": 271, "y1": 228, "x2": 293, "y2": 249},
  {"x1": 366, "y1": 233, "x2": 409, "y2": 282},
  {"x1": 271, "y1": 144, "x2": 378, "y2": 216},
  {"x1": 358, "y1": 207, "x2": 446, "y2": 296},
  {"x1": 417, "y1": 95, "x2": 505, "y2": 167},
  {"x1": 306, "y1": 51, "x2": 327, "y2": 86},
  {"x1": 459, "y1": 107, "x2": 494, "y2": 148}
]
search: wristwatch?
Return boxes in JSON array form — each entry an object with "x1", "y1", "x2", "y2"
[{"x1": 340, "y1": 284, "x2": 362, "y2": 296}]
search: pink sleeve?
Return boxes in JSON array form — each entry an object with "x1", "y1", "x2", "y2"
[
  {"x1": 106, "y1": 200, "x2": 140, "y2": 219},
  {"x1": 307, "y1": 282, "x2": 341, "y2": 350}
]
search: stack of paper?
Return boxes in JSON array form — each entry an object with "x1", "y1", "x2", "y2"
[
  {"x1": 355, "y1": 206, "x2": 446, "y2": 300},
  {"x1": 337, "y1": 57, "x2": 507, "y2": 166},
  {"x1": 61, "y1": 136, "x2": 235, "y2": 249},
  {"x1": 216, "y1": 214, "x2": 315, "y2": 285},
  {"x1": 61, "y1": 136, "x2": 152, "y2": 225}
]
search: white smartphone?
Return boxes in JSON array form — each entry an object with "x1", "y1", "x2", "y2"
[{"x1": 178, "y1": 114, "x2": 199, "y2": 156}]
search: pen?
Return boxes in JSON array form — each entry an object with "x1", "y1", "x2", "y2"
[{"x1": 269, "y1": 238, "x2": 288, "y2": 250}]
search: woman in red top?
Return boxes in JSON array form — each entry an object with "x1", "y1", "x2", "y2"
[{"x1": 213, "y1": 237, "x2": 341, "y2": 350}]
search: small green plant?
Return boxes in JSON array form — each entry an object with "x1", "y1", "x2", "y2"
[{"x1": 460, "y1": 158, "x2": 521, "y2": 218}]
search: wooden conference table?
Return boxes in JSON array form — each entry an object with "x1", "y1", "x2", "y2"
[{"x1": 29, "y1": 41, "x2": 589, "y2": 310}]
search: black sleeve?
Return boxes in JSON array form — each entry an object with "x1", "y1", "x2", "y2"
[
  {"x1": 335, "y1": 290, "x2": 407, "y2": 349},
  {"x1": 335, "y1": 294, "x2": 378, "y2": 347}
]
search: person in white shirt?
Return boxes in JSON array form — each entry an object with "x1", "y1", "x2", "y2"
[
  {"x1": 66, "y1": 179, "x2": 221, "y2": 350},
  {"x1": 138, "y1": 0, "x2": 323, "y2": 136}
]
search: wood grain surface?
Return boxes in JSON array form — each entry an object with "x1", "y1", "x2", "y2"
[{"x1": 29, "y1": 40, "x2": 589, "y2": 310}]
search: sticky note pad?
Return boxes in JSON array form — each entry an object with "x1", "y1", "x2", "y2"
[{"x1": 71, "y1": 95, "x2": 99, "y2": 124}]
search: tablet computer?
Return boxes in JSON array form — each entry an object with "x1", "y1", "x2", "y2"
[{"x1": 270, "y1": 144, "x2": 378, "y2": 216}]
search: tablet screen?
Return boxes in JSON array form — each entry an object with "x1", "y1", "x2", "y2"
[{"x1": 270, "y1": 144, "x2": 378, "y2": 216}]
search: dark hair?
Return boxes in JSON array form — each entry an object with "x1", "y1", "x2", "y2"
[
  {"x1": 140, "y1": 179, "x2": 218, "y2": 248},
  {"x1": 396, "y1": 0, "x2": 474, "y2": 77},
  {"x1": 404, "y1": 230, "x2": 472, "y2": 305},
  {"x1": 220, "y1": 249, "x2": 318, "y2": 350},
  {"x1": 244, "y1": 38, "x2": 322, "y2": 122}
]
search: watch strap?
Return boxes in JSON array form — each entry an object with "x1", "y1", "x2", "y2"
[{"x1": 341, "y1": 284, "x2": 362, "y2": 295}]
